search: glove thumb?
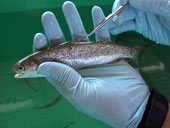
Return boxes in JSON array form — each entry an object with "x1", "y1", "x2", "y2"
[
  {"x1": 38, "y1": 62, "x2": 85, "y2": 98},
  {"x1": 129, "y1": 0, "x2": 170, "y2": 16},
  {"x1": 114, "y1": 0, "x2": 169, "y2": 16}
]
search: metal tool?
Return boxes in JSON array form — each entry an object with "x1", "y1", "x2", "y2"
[{"x1": 83, "y1": 3, "x2": 129, "y2": 37}]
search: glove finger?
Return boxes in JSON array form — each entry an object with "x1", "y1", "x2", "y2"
[
  {"x1": 135, "y1": 10, "x2": 148, "y2": 34},
  {"x1": 112, "y1": 0, "x2": 128, "y2": 22},
  {"x1": 92, "y1": 6, "x2": 111, "y2": 42},
  {"x1": 45, "y1": 77, "x2": 71, "y2": 101},
  {"x1": 112, "y1": 5, "x2": 136, "y2": 26},
  {"x1": 41, "y1": 11, "x2": 65, "y2": 46},
  {"x1": 109, "y1": 20, "x2": 136, "y2": 35},
  {"x1": 112, "y1": 0, "x2": 128, "y2": 13},
  {"x1": 38, "y1": 62, "x2": 85, "y2": 99},
  {"x1": 135, "y1": 11, "x2": 169, "y2": 44},
  {"x1": 33, "y1": 33, "x2": 48, "y2": 52},
  {"x1": 62, "y1": 1, "x2": 89, "y2": 41}
]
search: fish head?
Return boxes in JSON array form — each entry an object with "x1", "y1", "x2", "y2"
[{"x1": 12, "y1": 57, "x2": 44, "y2": 78}]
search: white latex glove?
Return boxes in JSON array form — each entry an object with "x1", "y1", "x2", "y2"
[
  {"x1": 110, "y1": 0, "x2": 170, "y2": 45},
  {"x1": 33, "y1": 1, "x2": 150, "y2": 128}
]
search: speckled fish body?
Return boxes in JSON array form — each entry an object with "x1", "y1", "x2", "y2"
[{"x1": 12, "y1": 41, "x2": 138, "y2": 78}]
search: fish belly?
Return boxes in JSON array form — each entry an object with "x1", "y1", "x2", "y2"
[{"x1": 66, "y1": 55, "x2": 131, "y2": 69}]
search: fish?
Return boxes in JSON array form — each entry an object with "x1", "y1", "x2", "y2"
[
  {"x1": 34, "y1": 95, "x2": 61, "y2": 109},
  {"x1": 12, "y1": 41, "x2": 141, "y2": 78},
  {"x1": 64, "y1": 121, "x2": 74, "y2": 128},
  {"x1": 24, "y1": 79, "x2": 38, "y2": 92}
]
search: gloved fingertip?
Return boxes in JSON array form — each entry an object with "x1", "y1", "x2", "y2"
[
  {"x1": 34, "y1": 33, "x2": 46, "y2": 41},
  {"x1": 92, "y1": 6, "x2": 104, "y2": 20},
  {"x1": 38, "y1": 62, "x2": 52, "y2": 76},
  {"x1": 33, "y1": 33, "x2": 48, "y2": 52},
  {"x1": 92, "y1": 5, "x2": 101, "y2": 13},
  {"x1": 41, "y1": 11, "x2": 54, "y2": 23},
  {"x1": 62, "y1": 1, "x2": 75, "y2": 11},
  {"x1": 112, "y1": 0, "x2": 127, "y2": 12}
]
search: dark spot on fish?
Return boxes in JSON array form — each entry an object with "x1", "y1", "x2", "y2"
[
  {"x1": 34, "y1": 95, "x2": 61, "y2": 109},
  {"x1": 64, "y1": 121, "x2": 74, "y2": 128}
]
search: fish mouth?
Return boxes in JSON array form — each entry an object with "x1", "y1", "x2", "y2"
[
  {"x1": 14, "y1": 71, "x2": 45, "y2": 78},
  {"x1": 15, "y1": 73, "x2": 24, "y2": 78},
  {"x1": 14, "y1": 73, "x2": 33, "y2": 78},
  {"x1": 14, "y1": 71, "x2": 25, "y2": 78}
]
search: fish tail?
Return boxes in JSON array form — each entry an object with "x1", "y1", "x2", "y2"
[
  {"x1": 133, "y1": 45, "x2": 150, "y2": 67},
  {"x1": 34, "y1": 95, "x2": 61, "y2": 109}
]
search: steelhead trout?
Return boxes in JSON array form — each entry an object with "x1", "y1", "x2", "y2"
[{"x1": 12, "y1": 41, "x2": 140, "y2": 78}]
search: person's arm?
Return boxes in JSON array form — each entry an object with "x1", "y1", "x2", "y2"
[{"x1": 163, "y1": 104, "x2": 170, "y2": 128}]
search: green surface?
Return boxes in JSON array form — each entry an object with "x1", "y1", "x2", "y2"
[
  {"x1": 0, "y1": 0, "x2": 170, "y2": 128},
  {"x1": 0, "y1": 0, "x2": 113, "y2": 13}
]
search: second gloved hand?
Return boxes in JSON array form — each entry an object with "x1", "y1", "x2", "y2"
[
  {"x1": 110, "y1": 0, "x2": 170, "y2": 45},
  {"x1": 38, "y1": 60, "x2": 149, "y2": 128}
]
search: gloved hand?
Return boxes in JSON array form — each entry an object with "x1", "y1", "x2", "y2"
[
  {"x1": 33, "y1": 1, "x2": 150, "y2": 128},
  {"x1": 110, "y1": 0, "x2": 170, "y2": 45}
]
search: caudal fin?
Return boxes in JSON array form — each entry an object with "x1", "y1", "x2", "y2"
[{"x1": 133, "y1": 45, "x2": 150, "y2": 67}]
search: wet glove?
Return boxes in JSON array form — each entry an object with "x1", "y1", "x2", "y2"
[
  {"x1": 110, "y1": 0, "x2": 170, "y2": 45},
  {"x1": 33, "y1": 1, "x2": 150, "y2": 128}
]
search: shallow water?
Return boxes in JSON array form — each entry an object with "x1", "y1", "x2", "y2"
[{"x1": 0, "y1": 1, "x2": 170, "y2": 128}]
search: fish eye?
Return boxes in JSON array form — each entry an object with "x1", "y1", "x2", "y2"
[{"x1": 17, "y1": 65, "x2": 25, "y2": 71}]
